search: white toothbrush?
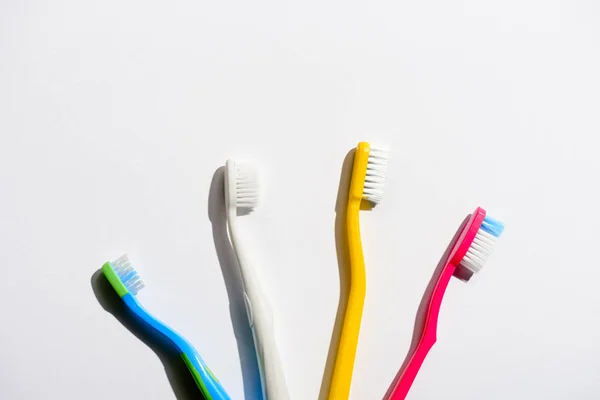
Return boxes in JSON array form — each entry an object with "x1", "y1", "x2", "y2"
[{"x1": 224, "y1": 159, "x2": 289, "y2": 400}]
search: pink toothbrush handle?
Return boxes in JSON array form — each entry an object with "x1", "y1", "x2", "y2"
[
  {"x1": 385, "y1": 209, "x2": 485, "y2": 400},
  {"x1": 386, "y1": 263, "x2": 456, "y2": 400}
]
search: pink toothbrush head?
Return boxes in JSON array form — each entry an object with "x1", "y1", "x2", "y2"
[
  {"x1": 385, "y1": 206, "x2": 504, "y2": 400},
  {"x1": 449, "y1": 207, "x2": 505, "y2": 280}
]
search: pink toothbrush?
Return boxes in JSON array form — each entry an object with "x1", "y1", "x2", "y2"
[{"x1": 385, "y1": 207, "x2": 504, "y2": 400}]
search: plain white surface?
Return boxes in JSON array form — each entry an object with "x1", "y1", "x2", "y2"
[{"x1": 1, "y1": 1, "x2": 599, "y2": 399}]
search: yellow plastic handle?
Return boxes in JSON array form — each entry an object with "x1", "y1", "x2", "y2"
[{"x1": 328, "y1": 143, "x2": 370, "y2": 400}]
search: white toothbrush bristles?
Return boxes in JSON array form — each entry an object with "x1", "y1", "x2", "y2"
[
  {"x1": 362, "y1": 146, "x2": 388, "y2": 205},
  {"x1": 234, "y1": 162, "x2": 260, "y2": 211},
  {"x1": 459, "y1": 216, "x2": 504, "y2": 274}
]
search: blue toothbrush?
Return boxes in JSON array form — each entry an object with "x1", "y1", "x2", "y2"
[{"x1": 102, "y1": 254, "x2": 231, "y2": 400}]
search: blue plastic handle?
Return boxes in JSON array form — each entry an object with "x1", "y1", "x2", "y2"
[{"x1": 122, "y1": 293, "x2": 231, "y2": 400}]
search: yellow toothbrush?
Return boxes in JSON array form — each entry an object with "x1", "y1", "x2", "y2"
[{"x1": 328, "y1": 142, "x2": 388, "y2": 399}]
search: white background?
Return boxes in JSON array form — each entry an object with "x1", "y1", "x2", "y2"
[{"x1": 1, "y1": 0, "x2": 599, "y2": 399}]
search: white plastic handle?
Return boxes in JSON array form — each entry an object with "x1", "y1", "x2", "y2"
[{"x1": 228, "y1": 217, "x2": 290, "y2": 400}]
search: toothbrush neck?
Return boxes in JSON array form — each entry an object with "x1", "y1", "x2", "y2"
[{"x1": 386, "y1": 261, "x2": 457, "y2": 400}]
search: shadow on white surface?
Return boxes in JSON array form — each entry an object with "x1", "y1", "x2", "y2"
[
  {"x1": 208, "y1": 166, "x2": 263, "y2": 400},
  {"x1": 318, "y1": 149, "x2": 354, "y2": 400},
  {"x1": 90, "y1": 270, "x2": 205, "y2": 400}
]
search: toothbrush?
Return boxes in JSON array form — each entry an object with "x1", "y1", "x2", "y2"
[
  {"x1": 224, "y1": 159, "x2": 289, "y2": 400},
  {"x1": 328, "y1": 142, "x2": 388, "y2": 400},
  {"x1": 385, "y1": 207, "x2": 504, "y2": 400},
  {"x1": 101, "y1": 254, "x2": 231, "y2": 400}
]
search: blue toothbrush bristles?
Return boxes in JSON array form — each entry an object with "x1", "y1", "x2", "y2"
[
  {"x1": 480, "y1": 215, "x2": 505, "y2": 238},
  {"x1": 112, "y1": 254, "x2": 145, "y2": 295}
]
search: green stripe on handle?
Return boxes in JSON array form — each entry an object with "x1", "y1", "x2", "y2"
[{"x1": 182, "y1": 353, "x2": 214, "y2": 400}]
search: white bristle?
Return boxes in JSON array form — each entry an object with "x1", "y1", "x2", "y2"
[
  {"x1": 235, "y1": 163, "x2": 260, "y2": 210},
  {"x1": 363, "y1": 146, "x2": 389, "y2": 205},
  {"x1": 111, "y1": 254, "x2": 145, "y2": 295},
  {"x1": 459, "y1": 228, "x2": 498, "y2": 274}
]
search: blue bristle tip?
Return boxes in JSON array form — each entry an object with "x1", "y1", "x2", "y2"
[
  {"x1": 480, "y1": 215, "x2": 505, "y2": 238},
  {"x1": 120, "y1": 271, "x2": 137, "y2": 283}
]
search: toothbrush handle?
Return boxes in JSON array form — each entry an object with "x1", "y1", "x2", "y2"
[
  {"x1": 228, "y1": 219, "x2": 289, "y2": 400},
  {"x1": 386, "y1": 263, "x2": 456, "y2": 400},
  {"x1": 180, "y1": 347, "x2": 229, "y2": 400},
  {"x1": 243, "y1": 288, "x2": 290, "y2": 400},
  {"x1": 328, "y1": 200, "x2": 366, "y2": 400},
  {"x1": 122, "y1": 295, "x2": 231, "y2": 400}
]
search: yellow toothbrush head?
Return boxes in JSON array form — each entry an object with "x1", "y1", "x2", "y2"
[{"x1": 349, "y1": 142, "x2": 389, "y2": 206}]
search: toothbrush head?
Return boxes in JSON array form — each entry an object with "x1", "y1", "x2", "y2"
[
  {"x1": 362, "y1": 145, "x2": 389, "y2": 205},
  {"x1": 450, "y1": 207, "x2": 505, "y2": 278},
  {"x1": 349, "y1": 142, "x2": 389, "y2": 206},
  {"x1": 101, "y1": 254, "x2": 145, "y2": 298},
  {"x1": 225, "y1": 159, "x2": 260, "y2": 214}
]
